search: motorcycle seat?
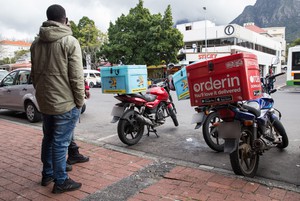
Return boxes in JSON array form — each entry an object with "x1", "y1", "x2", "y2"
[
  {"x1": 243, "y1": 101, "x2": 261, "y2": 117},
  {"x1": 131, "y1": 93, "x2": 157, "y2": 102}
]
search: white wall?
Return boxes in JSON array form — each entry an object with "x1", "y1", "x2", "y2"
[{"x1": 177, "y1": 21, "x2": 283, "y2": 76}]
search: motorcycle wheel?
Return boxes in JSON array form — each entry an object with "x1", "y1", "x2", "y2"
[
  {"x1": 202, "y1": 112, "x2": 224, "y2": 152},
  {"x1": 273, "y1": 119, "x2": 289, "y2": 149},
  {"x1": 81, "y1": 103, "x2": 86, "y2": 114},
  {"x1": 117, "y1": 109, "x2": 144, "y2": 146},
  {"x1": 229, "y1": 127, "x2": 259, "y2": 178},
  {"x1": 168, "y1": 106, "x2": 179, "y2": 127}
]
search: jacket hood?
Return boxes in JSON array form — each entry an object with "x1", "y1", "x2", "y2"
[{"x1": 39, "y1": 20, "x2": 72, "y2": 42}]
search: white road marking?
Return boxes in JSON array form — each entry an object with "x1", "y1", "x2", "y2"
[{"x1": 96, "y1": 134, "x2": 117, "y2": 141}]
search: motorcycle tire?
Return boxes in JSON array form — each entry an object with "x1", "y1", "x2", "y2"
[
  {"x1": 229, "y1": 127, "x2": 259, "y2": 178},
  {"x1": 81, "y1": 103, "x2": 86, "y2": 114},
  {"x1": 117, "y1": 109, "x2": 144, "y2": 146},
  {"x1": 273, "y1": 119, "x2": 289, "y2": 149},
  {"x1": 202, "y1": 112, "x2": 224, "y2": 152},
  {"x1": 168, "y1": 106, "x2": 179, "y2": 127}
]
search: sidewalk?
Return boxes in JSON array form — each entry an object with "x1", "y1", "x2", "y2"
[{"x1": 0, "y1": 119, "x2": 299, "y2": 201}]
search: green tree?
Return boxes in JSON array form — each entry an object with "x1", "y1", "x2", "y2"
[
  {"x1": 0, "y1": 50, "x2": 28, "y2": 64},
  {"x1": 14, "y1": 49, "x2": 29, "y2": 61},
  {"x1": 70, "y1": 21, "x2": 79, "y2": 39},
  {"x1": 289, "y1": 38, "x2": 300, "y2": 47},
  {"x1": 0, "y1": 57, "x2": 13, "y2": 65},
  {"x1": 100, "y1": 0, "x2": 183, "y2": 66},
  {"x1": 70, "y1": 17, "x2": 108, "y2": 68}
]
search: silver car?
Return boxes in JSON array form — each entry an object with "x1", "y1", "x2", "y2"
[
  {"x1": 0, "y1": 68, "x2": 87, "y2": 123},
  {"x1": 0, "y1": 68, "x2": 41, "y2": 122}
]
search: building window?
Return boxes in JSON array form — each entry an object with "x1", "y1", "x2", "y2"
[
  {"x1": 185, "y1": 26, "x2": 192, "y2": 31},
  {"x1": 221, "y1": 38, "x2": 234, "y2": 45},
  {"x1": 183, "y1": 37, "x2": 276, "y2": 56}
]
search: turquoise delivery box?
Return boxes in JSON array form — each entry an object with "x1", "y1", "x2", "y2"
[
  {"x1": 101, "y1": 65, "x2": 148, "y2": 94},
  {"x1": 172, "y1": 67, "x2": 190, "y2": 100}
]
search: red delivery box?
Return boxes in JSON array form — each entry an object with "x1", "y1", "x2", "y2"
[{"x1": 186, "y1": 53, "x2": 262, "y2": 106}]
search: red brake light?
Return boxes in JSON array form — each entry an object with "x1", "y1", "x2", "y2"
[{"x1": 217, "y1": 108, "x2": 235, "y2": 121}]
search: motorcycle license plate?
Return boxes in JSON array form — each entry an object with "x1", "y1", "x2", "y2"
[
  {"x1": 218, "y1": 121, "x2": 241, "y2": 139},
  {"x1": 111, "y1": 105, "x2": 124, "y2": 117},
  {"x1": 191, "y1": 112, "x2": 204, "y2": 124}
]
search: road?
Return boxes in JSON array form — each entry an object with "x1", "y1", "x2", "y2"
[
  {"x1": 77, "y1": 87, "x2": 300, "y2": 186},
  {"x1": 1, "y1": 80, "x2": 300, "y2": 187}
]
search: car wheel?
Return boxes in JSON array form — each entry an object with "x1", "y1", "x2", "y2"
[
  {"x1": 25, "y1": 101, "x2": 41, "y2": 123},
  {"x1": 89, "y1": 82, "x2": 94, "y2": 88}
]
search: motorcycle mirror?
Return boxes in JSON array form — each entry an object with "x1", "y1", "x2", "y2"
[
  {"x1": 271, "y1": 57, "x2": 280, "y2": 65},
  {"x1": 168, "y1": 63, "x2": 175, "y2": 68}
]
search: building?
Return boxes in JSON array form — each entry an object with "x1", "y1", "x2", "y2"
[
  {"x1": 176, "y1": 20, "x2": 285, "y2": 76},
  {"x1": 0, "y1": 40, "x2": 31, "y2": 60},
  {"x1": 262, "y1": 26, "x2": 286, "y2": 63}
]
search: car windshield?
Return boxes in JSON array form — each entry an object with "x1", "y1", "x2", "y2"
[
  {"x1": 0, "y1": 71, "x2": 8, "y2": 80},
  {"x1": 2, "y1": 71, "x2": 17, "y2": 86}
]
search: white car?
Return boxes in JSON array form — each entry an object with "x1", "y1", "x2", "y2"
[
  {"x1": 84, "y1": 69, "x2": 101, "y2": 88},
  {"x1": 0, "y1": 68, "x2": 87, "y2": 123}
]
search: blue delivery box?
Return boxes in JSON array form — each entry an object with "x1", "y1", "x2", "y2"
[
  {"x1": 101, "y1": 65, "x2": 148, "y2": 94},
  {"x1": 172, "y1": 67, "x2": 190, "y2": 100}
]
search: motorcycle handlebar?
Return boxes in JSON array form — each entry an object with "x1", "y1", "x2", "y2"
[{"x1": 268, "y1": 72, "x2": 285, "y2": 80}]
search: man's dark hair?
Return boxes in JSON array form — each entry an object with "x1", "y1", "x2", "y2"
[{"x1": 46, "y1": 4, "x2": 66, "y2": 23}]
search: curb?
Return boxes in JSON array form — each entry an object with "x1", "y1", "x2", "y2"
[{"x1": 77, "y1": 137, "x2": 300, "y2": 194}]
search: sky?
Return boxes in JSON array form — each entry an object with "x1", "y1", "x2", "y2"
[{"x1": 0, "y1": 0, "x2": 256, "y2": 41}]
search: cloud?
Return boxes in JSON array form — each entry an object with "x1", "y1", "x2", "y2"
[{"x1": 0, "y1": 0, "x2": 256, "y2": 41}]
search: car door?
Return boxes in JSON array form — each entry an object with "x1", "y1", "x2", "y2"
[
  {"x1": 94, "y1": 72, "x2": 101, "y2": 85},
  {"x1": 11, "y1": 70, "x2": 33, "y2": 111},
  {"x1": 0, "y1": 71, "x2": 18, "y2": 109},
  {"x1": 89, "y1": 73, "x2": 97, "y2": 85}
]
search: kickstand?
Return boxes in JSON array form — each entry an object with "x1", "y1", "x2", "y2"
[{"x1": 146, "y1": 125, "x2": 159, "y2": 138}]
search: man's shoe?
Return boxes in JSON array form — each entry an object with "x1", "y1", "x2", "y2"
[
  {"x1": 68, "y1": 147, "x2": 90, "y2": 165},
  {"x1": 66, "y1": 163, "x2": 72, "y2": 171},
  {"x1": 67, "y1": 154, "x2": 89, "y2": 165},
  {"x1": 41, "y1": 176, "x2": 54, "y2": 186},
  {"x1": 52, "y1": 177, "x2": 82, "y2": 194}
]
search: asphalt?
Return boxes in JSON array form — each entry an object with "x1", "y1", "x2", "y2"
[{"x1": 1, "y1": 116, "x2": 300, "y2": 201}]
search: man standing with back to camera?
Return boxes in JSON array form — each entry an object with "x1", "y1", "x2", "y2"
[{"x1": 30, "y1": 4, "x2": 84, "y2": 194}]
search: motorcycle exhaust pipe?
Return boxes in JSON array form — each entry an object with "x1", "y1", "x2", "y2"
[
  {"x1": 135, "y1": 114, "x2": 154, "y2": 126},
  {"x1": 254, "y1": 139, "x2": 266, "y2": 150},
  {"x1": 254, "y1": 137, "x2": 272, "y2": 151}
]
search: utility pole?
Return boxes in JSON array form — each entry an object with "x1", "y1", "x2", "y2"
[{"x1": 203, "y1": 6, "x2": 207, "y2": 60}]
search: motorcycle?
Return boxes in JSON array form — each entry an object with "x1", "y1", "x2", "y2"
[
  {"x1": 191, "y1": 66, "x2": 286, "y2": 153},
  {"x1": 213, "y1": 70, "x2": 288, "y2": 177},
  {"x1": 111, "y1": 76, "x2": 179, "y2": 146}
]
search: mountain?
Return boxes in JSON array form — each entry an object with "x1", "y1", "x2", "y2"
[{"x1": 231, "y1": 0, "x2": 300, "y2": 43}]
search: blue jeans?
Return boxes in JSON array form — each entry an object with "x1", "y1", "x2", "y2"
[{"x1": 41, "y1": 107, "x2": 80, "y2": 184}]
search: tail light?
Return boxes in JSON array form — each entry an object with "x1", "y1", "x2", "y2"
[
  {"x1": 217, "y1": 108, "x2": 235, "y2": 122},
  {"x1": 194, "y1": 106, "x2": 210, "y2": 115},
  {"x1": 243, "y1": 120, "x2": 254, "y2": 126}
]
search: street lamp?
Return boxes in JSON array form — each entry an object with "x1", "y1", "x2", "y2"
[{"x1": 203, "y1": 6, "x2": 207, "y2": 59}]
